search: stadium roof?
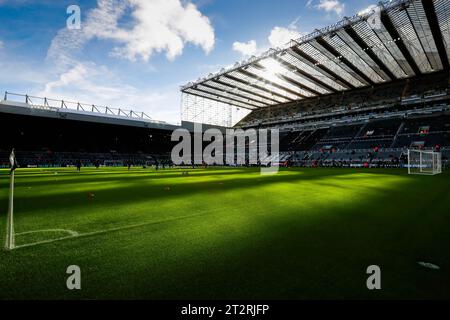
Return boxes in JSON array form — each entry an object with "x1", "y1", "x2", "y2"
[
  {"x1": 0, "y1": 92, "x2": 180, "y2": 131},
  {"x1": 181, "y1": 0, "x2": 450, "y2": 110}
]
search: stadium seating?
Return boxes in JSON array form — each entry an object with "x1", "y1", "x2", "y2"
[
  {"x1": 0, "y1": 111, "x2": 175, "y2": 168},
  {"x1": 1, "y1": 71, "x2": 449, "y2": 169},
  {"x1": 237, "y1": 72, "x2": 449, "y2": 129}
]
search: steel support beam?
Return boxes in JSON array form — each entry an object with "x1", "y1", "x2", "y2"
[
  {"x1": 290, "y1": 46, "x2": 355, "y2": 90},
  {"x1": 222, "y1": 74, "x2": 295, "y2": 102},
  {"x1": 238, "y1": 68, "x2": 307, "y2": 99},
  {"x1": 182, "y1": 91, "x2": 256, "y2": 111},
  {"x1": 315, "y1": 37, "x2": 375, "y2": 86},
  {"x1": 211, "y1": 78, "x2": 283, "y2": 104},
  {"x1": 421, "y1": 0, "x2": 450, "y2": 70},
  {"x1": 185, "y1": 88, "x2": 257, "y2": 110},
  {"x1": 201, "y1": 82, "x2": 270, "y2": 106},
  {"x1": 272, "y1": 56, "x2": 338, "y2": 93},
  {"x1": 380, "y1": 11, "x2": 422, "y2": 75},
  {"x1": 344, "y1": 26, "x2": 396, "y2": 80},
  {"x1": 252, "y1": 62, "x2": 321, "y2": 96}
]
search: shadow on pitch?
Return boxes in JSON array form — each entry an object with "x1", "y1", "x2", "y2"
[{"x1": 9, "y1": 169, "x2": 359, "y2": 214}]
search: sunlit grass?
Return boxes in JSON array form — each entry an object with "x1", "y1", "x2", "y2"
[{"x1": 0, "y1": 167, "x2": 449, "y2": 299}]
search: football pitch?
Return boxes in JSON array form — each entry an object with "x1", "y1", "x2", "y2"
[{"x1": 0, "y1": 167, "x2": 449, "y2": 299}]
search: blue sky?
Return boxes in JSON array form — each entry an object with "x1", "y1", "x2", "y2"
[{"x1": 0, "y1": 0, "x2": 377, "y2": 123}]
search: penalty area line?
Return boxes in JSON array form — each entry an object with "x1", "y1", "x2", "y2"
[
  {"x1": 12, "y1": 211, "x2": 212, "y2": 250},
  {"x1": 16, "y1": 229, "x2": 79, "y2": 237}
]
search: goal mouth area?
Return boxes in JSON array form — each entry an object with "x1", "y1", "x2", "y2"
[{"x1": 407, "y1": 149, "x2": 442, "y2": 175}]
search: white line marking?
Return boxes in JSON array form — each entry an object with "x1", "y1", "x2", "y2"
[
  {"x1": 12, "y1": 212, "x2": 209, "y2": 250},
  {"x1": 417, "y1": 261, "x2": 440, "y2": 270},
  {"x1": 12, "y1": 202, "x2": 253, "y2": 250},
  {"x1": 16, "y1": 229, "x2": 79, "y2": 237}
]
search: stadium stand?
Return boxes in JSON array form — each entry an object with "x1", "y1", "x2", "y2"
[
  {"x1": 0, "y1": 105, "x2": 176, "y2": 168},
  {"x1": 1, "y1": 0, "x2": 449, "y2": 170},
  {"x1": 1, "y1": 83, "x2": 449, "y2": 169}
]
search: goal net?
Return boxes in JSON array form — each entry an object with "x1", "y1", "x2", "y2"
[{"x1": 408, "y1": 149, "x2": 442, "y2": 175}]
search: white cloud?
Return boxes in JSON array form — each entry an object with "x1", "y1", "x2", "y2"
[
  {"x1": 358, "y1": 4, "x2": 378, "y2": 16},
  {"x1": 232, "y1": 40, "x2": 258, "y2": 57},
  {"x1": 47, "y1": 29, "x2": 89, "y2": 70},
  {"x1": 117, "y1": 0, "x2": 213, "y2": 61},
  {"x1": 0, "y1": 58, "x2": 50, "y2": 87},
  {"x1": 38, "y1": 61, "x2": 182, "y2": 124},
  {"x1": 42, "y1": 63, "x2": 97, "y2": 95},
  {"x1": 268, "y1": 26, "x2": 302, "y2": 48},
  {"x1": 49, "y1": 0, "x2": 215, "y2": 64},
  {"x1": 232, "y1": 17, "x2": 304, "y2": 57},
  {"x1": 107, "y1": 0, "x2": 215, "y2": 61},
  {"x1": 316, "y1": 0, "x2": 345, "y2": 16},
  {"x1": 40, "y1": 0, "x2": 216, "y2": 124},
  {"x1": 0, "y1": 40, "x2": 3, "y2": 49}
]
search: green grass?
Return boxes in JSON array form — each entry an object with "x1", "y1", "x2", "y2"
[{"x1": 0, "y1": 166, "x2": 449, "y2": 299}]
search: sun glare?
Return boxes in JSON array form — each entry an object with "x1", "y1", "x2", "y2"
[{"x1": 260, "y1": 58, "x2": 286, "y2": 79}]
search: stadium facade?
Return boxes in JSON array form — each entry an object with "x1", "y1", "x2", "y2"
[
  {"x1": 180, "y1": 0, "x2": 450, "y2": 167},
  {"x1": 0, "y1": 93, "x2": 179, "y2": 167},
  {"x1": 181, "y1": 0, "x2": 449, "y2": 123},
  {"x1": 1, "y1": 0, "x2": 449, "y2": 168}
]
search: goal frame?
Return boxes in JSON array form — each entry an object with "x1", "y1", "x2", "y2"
[{"x1": 407, "y1": 149, "x2": 442, "y2": 175}]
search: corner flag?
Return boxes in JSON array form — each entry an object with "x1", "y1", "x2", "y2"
[
  {"x1": 9, "y1": 148, "x2": 18, "y2": 174},
  {"x1": 5, "y1": 149, "x2": 17, "y2": 250}
]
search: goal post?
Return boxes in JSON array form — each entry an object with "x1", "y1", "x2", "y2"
[{"x1": 408, "y1": 149, "x2": 442, "y2": 175}]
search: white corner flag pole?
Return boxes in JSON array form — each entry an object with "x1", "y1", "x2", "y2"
[
  {"x1": 5, "y1": 150, "x2": 16, "y2": 250},
  {"x1": 5, "y1": 170, "x2": 15, "y2": 250}
]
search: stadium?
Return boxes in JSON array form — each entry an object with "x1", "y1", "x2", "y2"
[{"x1": 1, "y1": 0, "x2": 450, "y2": 301}]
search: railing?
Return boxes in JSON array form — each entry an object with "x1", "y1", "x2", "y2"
[
  {"x1": 2, "y1": 91, "x2": 168, "y2": 125},
  {"x1": 289, "y1": 146, "x2": 450, "y2": 154},
  {"x1": 244, "y1": 103, "x2": 450, "y2": 130}
]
